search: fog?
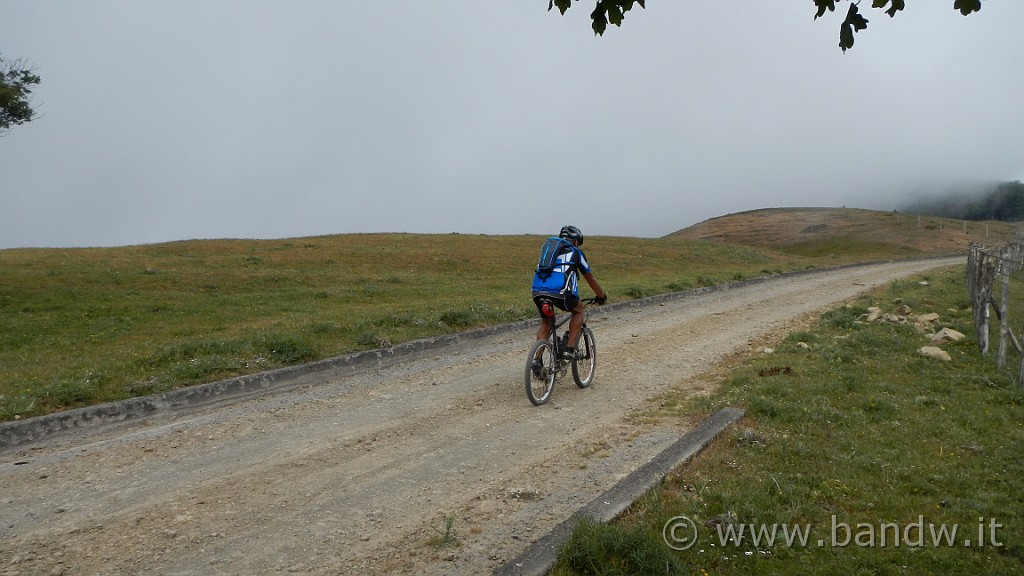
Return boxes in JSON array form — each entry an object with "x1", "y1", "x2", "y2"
[{"x1": 2, "y1": 2, "x2": 1022, "y2": 247}]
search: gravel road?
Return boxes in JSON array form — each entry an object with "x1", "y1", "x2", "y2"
[{"x1": 0, "y1": 257, "x2": 962, "y2": 576}]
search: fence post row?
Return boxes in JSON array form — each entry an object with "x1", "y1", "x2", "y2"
[{"x1": 967, "y1": 233, "x2": 1024, "y2": 388}]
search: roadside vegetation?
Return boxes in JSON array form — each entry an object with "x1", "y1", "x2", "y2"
[
  {"x1": 552, "y1": 265, "x2": 1024, "y2": 575},
  {"x1": 1, "y1": 233, "x2": 807, "y2": 421}
]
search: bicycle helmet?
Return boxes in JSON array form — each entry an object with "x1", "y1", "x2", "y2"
[{"x1": 559, "y1": 225, "x2": 584, "y2": 245}]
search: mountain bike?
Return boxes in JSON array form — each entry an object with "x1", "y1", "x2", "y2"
[{"x1": 524, "y1": 297, "x2": 598, "y2": 406}]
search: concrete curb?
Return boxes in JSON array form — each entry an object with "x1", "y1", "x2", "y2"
[
  {"x1": 1, "y1": 255, "x2": 959, "y2": 452},
  {"x1": 493, "y1": 406, "x2": 746, "y2": 576},
  {"x1": 0, "y1": 319, "x2": 537, "y2": 451}
]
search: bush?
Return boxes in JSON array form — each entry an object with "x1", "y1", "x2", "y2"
[
  {"x1": 553, "y1": 518, "x2": 687, "y2": 576},
  {"x1": 258, "y1": 334, "x2": 317, "y2": 363},
  {"x1": 623, "y1": 286, "x2": 650, "y2": 300}
]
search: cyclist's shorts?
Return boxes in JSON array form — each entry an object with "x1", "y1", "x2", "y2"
[{"x1": 533, "y1": 293, "x2": 579, "y2": 314}]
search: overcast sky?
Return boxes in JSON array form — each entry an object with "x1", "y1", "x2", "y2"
[{"x1": 2, "y1": 2, "x2": 1022, "y2": 248}]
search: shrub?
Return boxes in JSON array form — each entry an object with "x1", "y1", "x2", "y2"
[{"x1": 553, "y1": 518, "x2": 686, "y2": 576}]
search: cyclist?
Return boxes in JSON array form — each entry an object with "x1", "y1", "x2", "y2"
[{"x1": 531, "y1": 225, "x2": 607, "y2": 363}]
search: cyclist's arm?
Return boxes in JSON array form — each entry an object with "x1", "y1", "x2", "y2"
[{"x1": 583, "y1": 272, "x2": 606, "y2": 302}]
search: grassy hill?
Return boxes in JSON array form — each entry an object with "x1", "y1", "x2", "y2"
[
  {"x1": 0, "y1": 233, "x2": 792, "y2": 420},
  {"x1": 668, "y1": 207, "x2": 1017, "y2": 258},
  {"x1": 1, "y1": 208, "x2": 1008, "y2": 421}
]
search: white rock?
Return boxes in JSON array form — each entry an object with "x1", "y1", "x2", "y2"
[
  {"x1": 862, "y1": 307, "x2": 883, "y2": 322},
  {"x1": 930, "y1": 327, "x2": 966, "y2": 344},
  {"x1": 919, "y1": 346, "x2": 951, "y2": 361}
]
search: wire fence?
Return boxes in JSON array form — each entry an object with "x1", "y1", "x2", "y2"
[{"x1": 967, "y1": 233, "x2": 1024, "y2": 388}]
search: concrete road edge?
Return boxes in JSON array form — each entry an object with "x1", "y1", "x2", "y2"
[{"x1": 493, "y1": 406, "x2": 746, "y2": 576}]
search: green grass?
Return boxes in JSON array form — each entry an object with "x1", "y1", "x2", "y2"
[
  {"x1": 780, "y1": 234, "x2": 926, "y2": 260},
  {"x1": 0, "y1": 233, "x2": 811, "y2": 421},
  {"x1": 552, "y1": 266, "x2": 1024, "y2": 575}
]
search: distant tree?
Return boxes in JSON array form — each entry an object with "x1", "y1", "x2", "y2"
[
  {"x1": 903, "y1": 181, "x2": 1024, "y2": 222},
  {"x1": 549, "y1": 0, "x2": 984, "y2": 52},
  {"x1": 0, "y1": 54, "x2": 41, "y2": 135},
  {"x1": 989, "y1": 182, "x2": 1024, "y2": 222}
]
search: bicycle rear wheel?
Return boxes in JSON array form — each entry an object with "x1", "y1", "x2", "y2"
[
  {"x1": 525, "y1": 339, "x2": 556, "y2": 406},
  {"x1": 571, "y1": 327, "x2": 596, "y2": 388}
]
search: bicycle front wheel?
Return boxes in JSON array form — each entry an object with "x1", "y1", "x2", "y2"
[
  {"x1": 571, "y1": 327, "x2": 596, "y2": 388},
  {"x1": 525, "y1": 339, "x2": 556, "y2": 406}
]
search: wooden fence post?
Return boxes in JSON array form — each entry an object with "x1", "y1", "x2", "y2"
[
  {"x1": 1019, "y1": 343, "x2": 1024, "y2": 390},
  {"x1": 998, "y1": 259, "x2": 1010, "y2": 369},
  {"x1": 968, "y1": 243, "x2": 994, "y2": 355},
  {"x1": 968, "y1": 234, "x2": 1024, "y2": 384}
]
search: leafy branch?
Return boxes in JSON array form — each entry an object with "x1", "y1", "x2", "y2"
[
  {"x1": 551, "y1": 0, "x2": 985, "y2": 52},
  {"x1": 0, "y1": 54, "x2": 41, "y2": 134},
  {"x1": 548, "y1": 0, "x2": 645, "y2": 36},
  {"x1": 811, "y1": 0, "x2": 983, "y2": 52}
]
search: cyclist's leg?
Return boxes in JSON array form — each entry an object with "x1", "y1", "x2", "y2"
[
  {"x1": 535, "y1": 320, "x2": 552, "y2": 342},
  {"x1": 565, "y1": 296, "x2": 583, "y2": 349},
  {"x1": 532, "y1": 295, "x2": 556, "y2": 342}
]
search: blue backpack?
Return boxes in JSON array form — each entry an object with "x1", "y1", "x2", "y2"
[{"x1": 535, "y1": 237, "x2": 570, "y2": 279}]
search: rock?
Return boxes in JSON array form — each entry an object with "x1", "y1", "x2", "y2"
[
  {"x1": 916, "y1": 312, "x2": 940, "y2": 324},
  {"x1": 930, "y1": 327, "x2": 965, "y2": 344},
  {"x1": 736, "y1": 429, "x2": 768, "y2": 446},
  {"x1": 704, "y1": 511, "x2": 737, "y2": 528},
  {"x1": 919, "y1": 346, "x2": 951, "y2": 361},
  {"x1": 862, "y1": 307, "x2": 883, "y2": 322}
]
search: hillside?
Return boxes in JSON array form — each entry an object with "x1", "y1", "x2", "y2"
[
  {"x1": 668, "y1": 207, "x2": 1018, "y2": 257},
  {"x1": 0, "y1": 233, "x2": 797, "y2": 421},
  {"x1": 2, "y1": 208, "x2": 1014, "y2": 421}
]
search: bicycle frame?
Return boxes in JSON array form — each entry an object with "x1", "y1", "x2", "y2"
[
  {"x1": 525, "y1": 297, "x2": 598, "y2": 405},
  {"x1": 538, "y1": 298, "x2": 594, "y2": 356}
]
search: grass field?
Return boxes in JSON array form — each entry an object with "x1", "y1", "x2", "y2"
[
  {"x1": 552, "y1": 265, "x2": 1024, "y2": 575},
  {"x1": 1, "y1": 232, "x2": 810, "y2": 421},
  {"x1": 3, "y1": 207, "x2": 1003, "y2": 422}
]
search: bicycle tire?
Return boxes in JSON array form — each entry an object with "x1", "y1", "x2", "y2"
[
  {"x1": 525, "y1": 339, "x2": 556, "y2": 406},
  {"x1": 571, "y1": 327, "x2": 596, "y2": 388}
]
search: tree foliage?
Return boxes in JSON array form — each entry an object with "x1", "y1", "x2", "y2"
[
  {"x1": 549, "y1": 0, "x2": 644, "y2": 36},
  {"x1": 0, "y1": 54, "x2": 41, "y2": 135},
  {"x1": 550, "y1": 0, "x2": 984, "y2": 52},
  {"x1": 902, "y1": 181, "x2": 1024, "y2": 222}
]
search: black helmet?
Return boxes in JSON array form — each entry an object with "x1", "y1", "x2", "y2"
[{"x1": 559, "y1": 225, "x2": 583, "y2": 245}]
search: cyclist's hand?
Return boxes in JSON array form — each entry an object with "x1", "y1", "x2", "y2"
[{"x1": 596, "y1": 294, "x2": 608, "y2": 305}]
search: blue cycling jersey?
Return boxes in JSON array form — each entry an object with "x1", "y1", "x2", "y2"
[{"x1": 531, "y1": 242, "x2": 591, "y2": 297}]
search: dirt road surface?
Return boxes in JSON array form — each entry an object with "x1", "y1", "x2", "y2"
[{"x1": 1, "y1": 258, "x2": 962, "y2": 575}]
